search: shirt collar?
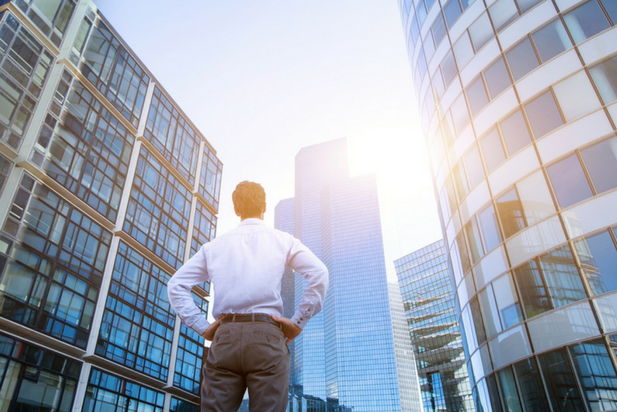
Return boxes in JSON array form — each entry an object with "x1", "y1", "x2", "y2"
[{"x1": 238, "y1": 218, "x2": 265, "y2": 226}]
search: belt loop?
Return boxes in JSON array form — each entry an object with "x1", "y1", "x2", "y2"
[
  {"x1": 251, "y1": 313, "x2": 255, "y2": 322},
  {"x1": 232, "y1": 314, "x2": 236, "y2": 322}
]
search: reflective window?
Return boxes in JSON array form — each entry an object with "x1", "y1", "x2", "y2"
[
  {"x1": 524, "y1": 90, "x2": 563, "y2": 138},
  {"x1": 478, "y1": 204, "x2": 502, "y2": 251},
  {"x1": 453, "y1": 33, "x2": 474, "y2": 69},
  {"x1": 452, "y1": 162, "x2": 469, "y2": 200},
  {"x1": 500, "y1": 109, "x2": 532, "y2": 156},
  {"x1": 463, "y1": 144, "x2": 485, "y2": 188},
  {"x1": 0, "y1": 152, "x2": 11, "y2": 198},
  {"x1": 514, "y1": 245, "x2": 586, "y2": 318},
  {"x1": 513, "y1": 358, "x2": 551, "y2": 411},
  {"x1": 469, "y1": 13, "x2": 494, "y2": 51},
  {"x1": 479, "y1": 285, "x2": 501, "y2": 337},
  {"x1": 480, "y1": 128, "x2": 506, "y2": 172},
  {"x1": 553, "y1": 71, "x2": 602, "y2": 121},
  {"x1": 32, "y1": 70, "x2": 134, "y2": 222},
  {"x1": 441, "y1": 51, "x2": 458, "y2": 87},
  {"x1": 199, "y1": 145, "x2": 223, "y2": 211},
  {"x1": 580, "y1": 137, "x2": 617, "y2": 194},
  {"x1": 484, "y1": 58, "x2": 511, "y2": 99},
  {"x1": 531, "y1": 18, "x2": 571, "y2": 62},
  {"x1": 602, "y1": 0, "x2": 617, "y2": 23},
  {"x1": 451, "y1": 93, "x2": 470, "y2": 134},
  {"x1": 589, "y1": 54, "x2": 617, "y2": 104},
  {"x1": 497, "y1": 367, "x2": 523, "y2": 412},
  {"x1": 546, "y1": 153, "x2": 592, "y2": 208},
  {"x1": 15, "y1": 0, "x2": 76, "y2": 47},
  {"x1": 0, "y1": 13, "x2": 54, "y2": 150},
  {"x1": 574, "y1": 230, "x2": 617, "y2": 296},
  {"x1": 96, "y1": 242, "x2": 175, "y2": 381},
  {"x1": 174, "y1": 324, "x2": 204, "y2": 395},
  {"x1": 145, "y1": 86, "x2": 201, "y2": 186},
  {"x1": 516, "y1": 170, "x2": 556, "y2": 225},
  {"x1": 0, "y1": 174, "x2": 111, "y2": 348},
  {"x1": 444, "y1": 0, "x2": 463, "y2": 27},
  {"x1": 0, "y1": 334, "x2": 80, "y2": 411},
  {"x1": 518, "y1": 0, "x2": 542, "y2": 13},
  {"x1": 570, "y1": 339, "x2": 617, "y2": 411},
  {"x1": 80, "y1": 20, "x2": 149, "y2": 127},
  {"x1": 493, "y1": 273, "x2": 523, "y2": 329},
  {"x1": 124, "y1": 147, "x2": 192, "y2": 269},
  {"x1": 465, "y1": 217, "x2": 484, "y2": 263},
  {"x1": 563, "y1": 0, "x2": 611, "y2": 44},
  {"x1": 505, "y1": 37, "x2": 539, "y2": 81},
  {"x1": 431, "y1": 13, "x2": 447, "y2": 47},
  {"x1": 497, "y1": 188, "x2": 525, "y2": 238},
  {"x1": 489, "y1": 0, "x2": 518, "y2": 31},
  {"x1": 83, "y1": 369, "x2": 164, "y2": 411},
  {"x1": 170, "y1": 397, "x2": 198, "y2": 412},
  {"x1": 466, "y1": 76, "x2": 489, "y2": 116},
  {"x1": 539, "y1": 348, "x2": 585, "y2": 412}
]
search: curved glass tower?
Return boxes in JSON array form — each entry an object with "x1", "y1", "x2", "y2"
[{"x1": 399, "y1": 0, "x2": 617, "y2": 410}]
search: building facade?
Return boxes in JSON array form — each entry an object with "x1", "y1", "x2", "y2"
[
  {"x1": 276, "y1": 138, "x2": 407, "y2": 411},
  {"x1": 0, "y1": 1, "x2": 222, "y2": 410},
  {"x1": 395, "y1": 240, "x2": 474, "y2": 411},
  {"x1": 387, "y1": 282, "x2": 423, "y2": 412},
  {"x1": 398, "y1": 0, "x2": 617, "y2": 410}
]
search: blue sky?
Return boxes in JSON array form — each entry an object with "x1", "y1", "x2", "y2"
[{"x1": 93, "y1": 0, "x2": 442, "y2": 279}]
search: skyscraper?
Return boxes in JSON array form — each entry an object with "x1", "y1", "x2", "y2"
[
  {"x1": 399, "y1": 0, "x2": 617, "y2": 410},
  {"x1": 395, "y1": 240, "x2": 473, "y2": 411},
  {"x1": 277, "y1": 138, "x2": 406, "y2": 411},
  {"x1": 387, "y1": 282, "x2": 423, "y2": 412},
  {"x1": 0, "y1": 1, "x2": 222, "y2": 410}
]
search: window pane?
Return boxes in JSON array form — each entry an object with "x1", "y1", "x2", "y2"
[
  {"x1": 518, "y1": 0, "x2": 542, "y2": 13},
  {"x1": 489, "y1": 0, "x2": 519, "y2": 31},
  {"x1": 479, "y1": 286, "x2": 501, "y2": 337},
  {"x1": 441, "y1": 51, "x2": 458, "y2": 86},
  {"x1": 524, "y1": 90, "x2": 563, "y2": 138},
  {"x1": 493, "y1": 273, "x2": 523, "y2": 328},
  {"x1": 569, "y1": 339, "x2": 617, "y2": 412},
  {"x1": 465, "y1": 218, "x2": 484, "y2": 263},
  {"x1": 484, "y1": 57, "x2": 511, "y2": 99},
  {"x1": 478, "y1": 204, "x2": 502, "y2": 251},
  {"x1": 580, "y1": 137, "x2": 617, "y2": 194},
  {"x1": 469, "y1": 13, "x2": 494, "y2": 51},
  {"x1": 498, "y1": 367, "x2": 523, "y2": 412},
  {"x1": 564, "y1": 0, "x2": 611, "y2": 44},
  {"x1": 466, "y1": 76, "x2": 489, "y2": 116},
  {"x1": 500, "y1": 109, "x2": 532, "y2": 156},
  {"x1": 451, "y1": 93, "x2": 470, "y2": 134},
  {"x1": 497, "y1": 188, "x2": 526, "y2": 238},
  {"x1": 547, "y1": 153, "x2": 593, "y2": 208},
  {"x1": 516, "y1": 170, "x2": 556, "y2": 225},
  {"x1": 539, "y1": 245, "x2": 587, "y2": 308},
  {"x1": 574, "y1": 231, "x2": 617, "y2": 296},
  {"x1": 531, "y1": 19, "x2": 571, "y2": 62},
  {"x1": 514, "y1": 358, "x2": 551, "y2": 412},
  {"x1": 444, "y1": 0, "x2": 463, "y2": 27},
  {"x1": 601, "y1": 0, "x2": 617, "y2": 23},
  {"x1": 506, "y1": 37, "x2": 539, "y2": 81},
  {"x1": 453, "y1": 33, "x2": 474, "y2": 68},
  {"x1": 464, "y1": 144, "x2": 485, "y2": 188},
  {"x1": 432, "y1": 13, "x2": 447, "y2": 46},
  {"x1": 553, "y1": 71, "x2": 602, "y2": 122},
  {"x1": 514, "y1": 259, "x2": 551, "y2": 318},
  {"x1": 453, "y1": 162, "x2": 469, "y2": 199},
  {"x1": 539, "y1": 349, "x2": 585, "y2": 412},
  {"x1": 589, "y1": 55, "x2": 617, "y2": 104},
  {"x1": 480, "y1": 128, "x2": 506, "y2": 172}
]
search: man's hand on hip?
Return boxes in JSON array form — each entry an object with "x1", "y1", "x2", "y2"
[
  {"x1": 271, "y1": 315, "x2": 302, "y2": 345},
  {"x1": 201, "y1": 315, "x2": 226, "y2": 341}
]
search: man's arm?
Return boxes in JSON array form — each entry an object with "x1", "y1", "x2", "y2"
[
  {"x1": 167, "y1": 246, "x2": 211, "y2": 336},
  {"x1": 286, "y1": 237, "x2": 329, "y2": 331}
]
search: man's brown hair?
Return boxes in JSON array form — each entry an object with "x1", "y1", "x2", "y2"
[{"x1": 232, "y1": 181, "x2": 266, "y2": 218}]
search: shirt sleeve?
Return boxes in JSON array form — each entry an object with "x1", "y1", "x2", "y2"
[
  {"x1": 167, "y1": 245, "x2": 211, "y2": 336},
  {"x1": 287, "y1": 237, "x2": 329, "y2": 329}
]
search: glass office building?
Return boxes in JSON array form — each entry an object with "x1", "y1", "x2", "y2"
[
  {"x1": 398, "y1": 0, "x2": 617, "y2": 410},
  {"x1": 395, "y1": 240, "x2": 474, "y2": 411},
  {"x1": 0, "y1": 0, "x2": 222, "y2": 410},
  {"x1": 277, "y1": 138, "x2": 409, "y2": 411}
]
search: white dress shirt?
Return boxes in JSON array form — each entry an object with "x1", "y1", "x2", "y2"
[{"x1": 168, "y1": 218, "x2": 329, "y2": 335}]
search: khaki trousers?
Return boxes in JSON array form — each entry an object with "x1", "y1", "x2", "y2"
[{"x1": 201, "y1": 321, "x2": 290, "y2": 411}]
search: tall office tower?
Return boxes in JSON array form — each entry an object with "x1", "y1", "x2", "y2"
[
  {"x1": 284, "y1": 138, "x2": 402, "y2": 411},
  {"x1": 0, "y1": 1, "x2": 222, "y2": 411},
  {"x1": 395, "y1": 240, "x2": 473, "y2": 411},
  {"x1": 398, "y1": 0, "x2": 617, "y2": 410},
  {"x1": 387, "y1": 282, "x2": 424, "y2": 412}
]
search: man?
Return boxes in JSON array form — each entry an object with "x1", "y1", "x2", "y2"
[{"x1": 168, "y1": 181, "x2": 328, "y2": 411}]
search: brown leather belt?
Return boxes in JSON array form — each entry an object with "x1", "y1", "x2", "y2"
[{"x1": 220, "y1": 313, "x2": 282, "y2": 329}]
